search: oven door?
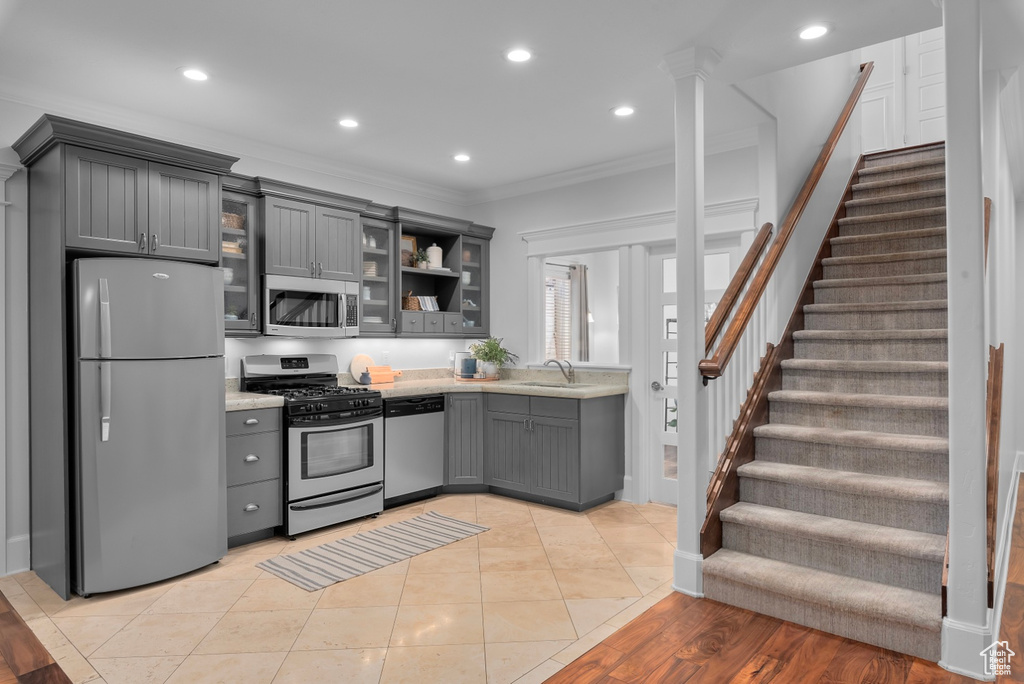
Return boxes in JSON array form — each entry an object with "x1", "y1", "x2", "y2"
[
  {"x1": 287, "y1": 415, "x2": 383, "y2": 501},
  {"x1": 265, "y1": 275, "x2": 350, "y2": 338}
]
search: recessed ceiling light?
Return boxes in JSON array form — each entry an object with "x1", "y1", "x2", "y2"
[
  {"x1": 612, "y1": 105, "x2": 635, "y2": 117},
  {"x1": 338, "y1": 118, "x2": 359, "y2": 128},
  {"x1": 181, "y1": 68, "x2": 208, "y2": 81},
  {"x1": 799, "y1": 24, "x2": 829, "y2": 40},
  {"x1": 505, "y1": 48, "x2": 532, "y2": 63},
  {"x1": 453, "y1": 153, "x2": 471, "y2": 162}
]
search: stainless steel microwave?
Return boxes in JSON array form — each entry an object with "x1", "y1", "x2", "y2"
[{"x1": 264, "y1": 275, "x2": 359, "y2": 338}]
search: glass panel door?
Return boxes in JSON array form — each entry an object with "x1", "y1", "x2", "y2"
[
  {"x1": 650, "y1": 247, "x2": 679, "y2": 505},
  {"x1": 460, "y1": 237, "x2": 487, "y2": 336},
  {"x1": 221, "y1": 193, "x2": 256, "y2": 332},
  {"x1": 360, "y1": 218, "x2": 395, "y2": 334}
]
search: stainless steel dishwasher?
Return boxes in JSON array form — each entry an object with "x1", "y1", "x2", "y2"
[{"x1": 383, "y1": 394, "x2": 446, "y2": 505}]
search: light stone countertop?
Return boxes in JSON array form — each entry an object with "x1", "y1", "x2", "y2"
[{"x1": 225, "y1": 368, "x2": 628, "y2": 411}]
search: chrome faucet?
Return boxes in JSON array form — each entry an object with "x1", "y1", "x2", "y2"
[{"x1": 544, "y1": 359, "x2": 575, "y2": 384}]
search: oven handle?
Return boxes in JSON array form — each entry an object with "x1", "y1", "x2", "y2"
[{"x1": 289, "y1": 484, "x2": 383, "y2": 511}]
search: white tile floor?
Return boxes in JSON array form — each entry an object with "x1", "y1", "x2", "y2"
[{"x1": 0, "y1": 494, "x2": 678, "y2": 684}]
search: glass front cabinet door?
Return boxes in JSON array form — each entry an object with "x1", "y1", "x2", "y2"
[
  {"x1": 459, "y1": 237, "x2": 488, "y2": 336},
  {"x1": 360, "y1": 217, "x2": 397, "y2": 335},
  {"x1": 221, "y1": 190, "x2": 260, "y2": 334}
]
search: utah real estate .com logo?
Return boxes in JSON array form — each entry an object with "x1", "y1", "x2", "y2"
[{"x1": 981, "y1": 640, "x2": 1015, "y2": 677}]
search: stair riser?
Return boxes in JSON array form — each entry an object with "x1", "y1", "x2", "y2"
[
  {"x1": 845, "y1": 196, "x2": 945, "y2": 218},
  {"x1": 722, "y1": 523, "x2": 943, "y2": 594},
  {"x1": 851, "y1": 178, "x2": 945, "y2": 199},
  {"x1": 781, "y1": 369, "x2": 948, "y2": 397},
  {"x1": 838, "y1": 214, "x2": 946, "y2": 237},
  {"x1": 793, "y1": 338, "x2": 947, "y2": 362},
  {"x1": 823, "y1": 256, "x2": 947, "y2": 279},
  {"x1": 739, "y1": 478, "x2": 948, "y2": 534},
  {"x1": 702, "y1": 575, "x2": 940, "y2": 661},
  {"x1": 813, "y1": 281, "x2": 947, "y2": 304},
  {"x1": 769, "y1": 401, "x2": 948, "y2": 438},
  {"x1": 803, "y1": 308, "x2": 947, "y2": 331},
  {"x1": 830, "y1": 234, "x2": 946, "y2": 258},
  {"x1": 754, "y1": 436, "x2": 948, "y2": 481},
  {"x1": 863, "y1": 149, "x2": 945, "y2": 168}
]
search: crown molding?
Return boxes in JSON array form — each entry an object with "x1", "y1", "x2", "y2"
[
  {"x1": 468, "y1": 148, "x2": 674, "y2": 205},
  {"x1": 0, "y1": 80, "x2": 472, "y2": 207},
  {"x1": 660, "y1": 47, "x2": 722, "y2": 81},
  {"x1": 0, "y1": 162, "x2": 20, "y2": 183}
]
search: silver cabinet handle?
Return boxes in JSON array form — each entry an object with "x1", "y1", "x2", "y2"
[
  {"x1": 391, "y1": 318, "x2": 397, "y2": 331},
  {"x1": 430, "y1": 319, "x2": 438, "y2": 325},
  {"x1": 244, "y1": 454, "x2": 260, "y2": 463},
  {"x1": 244, "y1": 418, "x2": 259, "y2": 425},
  {"x1": 100, "y1": 361, "x2": 111, "y2": 442},
  {"x1": 250, "y1": 312, "x2": 257, "y2": 327},
  {"x1": 310, "y1": 261, "x2": 315, "y2": 276},
  {"x1": 651, "y1": 381, "x2": 664, "y2": 391},
  {"x1": 243, "y1": 503, "x2": 260, "y2": 512},
  {"x1": 138, "y1": 232, "x2": 147, "y2": 252},
  {"x1": 151, "y1": 233, "x2": 158, "y2": 251},
  {"x1": 523, "y1": 418, "x2": 529, "y2": 430},
  {"x1": 317, "y1": 262, "x2": 323, "y2": 276},
  {"x1": 449, "y1": 396, "x2": 453, "y2": 407}
]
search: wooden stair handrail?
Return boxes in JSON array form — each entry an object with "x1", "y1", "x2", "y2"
[
  {"x1": 704, "y1": 222, "x2": 773, "y2": 356},
  {"x1": 699, "y1": 61, "x2": 874, "y2": 380},
  {"x1": 986, "y1": 342, "x2": 1004, "y2": 608}
]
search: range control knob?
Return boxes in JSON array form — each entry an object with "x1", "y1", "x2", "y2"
[
  {"x1": 316, "y1": 402, "x2": 326, "y2": 411},
  {"x1": 303, "y1": 404, "x2": 314, "y2": 413}
]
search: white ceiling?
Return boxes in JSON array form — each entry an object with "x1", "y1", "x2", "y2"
[{"x1": 0, "y1": 0, "x2": 1016, "y2": 203}]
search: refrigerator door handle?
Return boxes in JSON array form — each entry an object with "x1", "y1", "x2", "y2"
[
  {"x1": 99, "y1": 278, "x2": 112, "y2": 358},
  {"x1": 100, "y1": 361, "x2": 111, "y2": 441}
]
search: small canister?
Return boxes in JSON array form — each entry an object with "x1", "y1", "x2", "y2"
[{"x1": 426, "y1": 243, "x2": 443, "y2": 269}]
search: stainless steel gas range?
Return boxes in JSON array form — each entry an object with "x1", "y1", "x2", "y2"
[{"x1": 240, "y1": 354, "x2": 383, "y2": 536}]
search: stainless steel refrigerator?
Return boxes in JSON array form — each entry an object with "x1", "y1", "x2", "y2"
[{"x1": 73, "y1": 258, "x2": 226, "y2": 596}]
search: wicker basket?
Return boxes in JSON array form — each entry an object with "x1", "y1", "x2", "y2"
[
  {"x1": 221, "y1": 212, "x2": 245, "y2": 230},
  {"x1": 401, "y1": 291, "x2": 421, "y2": 311}
]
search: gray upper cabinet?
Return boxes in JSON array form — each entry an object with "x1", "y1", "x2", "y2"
[
  {"x1": 263, "y1": 197, "x2": 315, "y2": 278},
  {"x1": 64, "y1": 146, "x2": 150, "y2": 254},
  {"x1": 360, "y1": 217, "x2": 397, "y2": 335},
  {"x1": 148, "y1": 163, "x2": 220, "y2": 262},
  {"x1": 315, "y1": 206, "x2": 360, "y2": 280},
  {"x1": 61, "y1": 144, "x2": 224, "y2": 263},
  {"x1": 446, "y1": 393, "x2": 485, "y2": 486}
]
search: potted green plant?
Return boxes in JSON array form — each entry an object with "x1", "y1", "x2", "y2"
[
  {"x1": 469, "y1": 337, "x2": 519, "y2": 378},
  {"x1": 411, "y1": 248, "x2": 430, "y2": 269}
]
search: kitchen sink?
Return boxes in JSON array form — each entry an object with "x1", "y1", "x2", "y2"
[{"x1": 518, "y1": 381, "x2": 596, "y2": 388}]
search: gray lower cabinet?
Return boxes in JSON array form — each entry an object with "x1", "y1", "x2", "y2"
[
  {"x1": 445, "y1": 393, "x2": 485, "y2": 486},
  {"x1": 225, "y1": 408, "x2": 282, "y2": 543},
  {"x1": 484, "y1": 393, "x2": 623, "y2": 509}
]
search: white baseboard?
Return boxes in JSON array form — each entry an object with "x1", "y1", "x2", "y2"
[
  {"x1": 6, "y1": 534, "x2": 28, "y2": 575},
  {"x1": 672, "y1": 549, "x2": 703, "y2": 598},
  {"x1": 618, "y1": 475, "x2": 634, "y2": 503},
  {"x1": 941, "y1": 615, "x2": 995, "y2": 681}
]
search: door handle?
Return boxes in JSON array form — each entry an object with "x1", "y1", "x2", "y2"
[
  {"x1": 244, "y1": 454, "x2": 260, "y2": 463},
  {"x1": 244, "y1": 418, "x2": 259, "y2": 425},
  {"x1": 317, "y1": 262, "x2": 323, "y2": 277},
  {"x1": 138, "y1": 232, "x2": 147, "y2": 252},
  {"x1": 310, "y1": 261, "x2": 315, "y2": 276},
  {"x1": 98, "y1": 278, "x2": 111, "y2": 358},
  {"x1": 150, "y1": 233, "x2": 159, "y2": 252},
  {"x1": 651, "y1": 381, "x2": 664, "y2": 391},
  {"x1": 243, "y1": 503, "x2": 260, "y2": 512},
  {"x1": 100, "y1": 361, "x2": 111, "y2": 442}
]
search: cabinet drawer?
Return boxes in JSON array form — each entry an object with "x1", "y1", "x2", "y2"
[
  {"x1": 423, "y1": 312, "x2": 445, "y2": 333},
  {"x1": 227, "y1": 479, "x2": 282, "y2": 537},
  {"x1": 402, "y1": 311, "x2": 424, "y2": 333},
  {"x1": 530, "y1": 397, "x2": 578, "y2": 420},
  {"x1": 226, "y1": 408, "x2": 281, "y2": 436},
  {"x1": 444, "y1": 313, "x2": 462, "y2": 334},
  {"x1": 487, "y1": 394, "x2": 530, "y2": 415},
  {"x1": 226, "y1": 432, "x2": 282, "y2": 487}
]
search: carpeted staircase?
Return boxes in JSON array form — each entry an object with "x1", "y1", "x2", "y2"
[{"x1": 703, "y1": 143, "x2": 948, "y2": 661}]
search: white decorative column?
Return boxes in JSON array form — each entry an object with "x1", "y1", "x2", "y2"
[
  {"x1": 0, "y1": 161, "x2": 18, "y2": 576},
  {"x1": 660, "y1": 47, "x2": 719, "y2": 597},
  {"x1": 939, "y1": 1, "x2": 992, "y2": 678}
]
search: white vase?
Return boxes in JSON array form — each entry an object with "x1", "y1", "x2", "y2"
[{"x1": 480, "y1": 361, "x2": 498, "y2": 378}]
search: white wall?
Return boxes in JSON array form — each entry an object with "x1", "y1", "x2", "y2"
[{"x1": 706, "y1": 147, "x2": 758, "y2": 204}]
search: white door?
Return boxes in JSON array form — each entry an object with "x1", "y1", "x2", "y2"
[
  {"x1": 904, "y1": 27, "x2": 946, "y2": 146},
  {"x1": 649, "y1": 247, "x2": 678, "y2": 504}
]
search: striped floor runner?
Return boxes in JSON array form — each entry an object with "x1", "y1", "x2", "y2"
[{"x1": 257, "y1": 511, "x2": 489, "y2": 591}]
